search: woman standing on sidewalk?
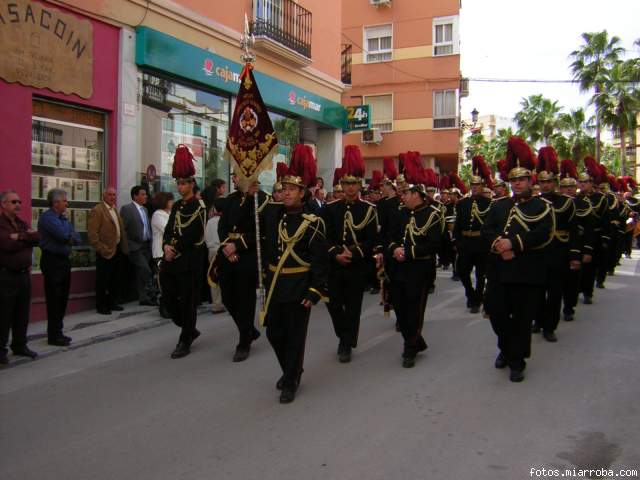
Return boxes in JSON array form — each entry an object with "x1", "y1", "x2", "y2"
[{"x1": 151, "y1": 192, "x2": 174, "y2": 318}]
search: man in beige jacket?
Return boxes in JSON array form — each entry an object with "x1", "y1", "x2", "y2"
[{"x1": 88, "y1": 187, "x2": 129, "y2": 314}]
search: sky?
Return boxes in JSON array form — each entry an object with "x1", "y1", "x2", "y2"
[{"x1": 460, "y1": 0, "x2": 640, "y2": 125}]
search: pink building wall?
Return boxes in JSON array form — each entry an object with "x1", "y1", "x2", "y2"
[{"x1": 0, "y1": 0, "x2": 120, "y2": 321}]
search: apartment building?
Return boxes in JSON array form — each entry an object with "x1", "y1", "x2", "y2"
[{"x1": 341, "y1": 0, "x2": 462, "y2": 175}]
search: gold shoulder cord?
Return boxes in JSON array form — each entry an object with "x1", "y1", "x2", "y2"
[
  {"x1": 404, "y1": 209, "x2": 440, "y2": 245},
  {"x1": 590, "y1": 195, "x2": 605, "y2": 218},
  {"x1": 575, "y1": 198, "x2": 593, "y2": 218},
  {"x1": 509, "y1": 202, "x2": 554, "y2": 250},
  {"x1": 174, "y1": 201, "x2": 206, "y2": 246},
  {"x1": 554, "y1": 197, "x2": 573, "y2": 214},
  {"x1": 344, "y1": 204, "x2": 377, "y2": 245},
  {"x1": 471, "y1": 200, "x2": 491, "y2": 225}
]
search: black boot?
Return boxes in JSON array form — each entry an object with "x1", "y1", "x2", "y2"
[{"x1": 170, "y1": 342, "x2": 190, "y2": 359}]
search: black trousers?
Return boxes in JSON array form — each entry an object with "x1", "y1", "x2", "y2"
[
  {"x1": 160, "y1": 265, "x2": 202, "y2": 344},
  {"x1": 219, "y1": 260, "x2": 257, "y2": 348},
  {"x1": 128, "y1": 244, "x2": 152, "y2": 303},
  {"x1": 541, "y1": 253, "x2": 570, "y2": 333},
  {"x1": 562, "y1": 268, "x2": 581, "y2": 316},
  {"x1": 622, "y1": 231, "x2": 633, "y2": 256},
  {"x1": 265, "y1": 301, "x2": 311, "y2": 389},
  {"x1": 95, "y1": 250, "x2": 124, "y2": 311},
  {"x1": 390, "y1": 275, "x2": 428, "y2": 357},
  {"x1": 486, "y1": 281, "x2": 540, "y2": 370},
  {"x1": 456, "y1": 250, "x2": 487, "y2": 306},
  {"x1": 0, "y1": 269, "x2": 31, "y2": 352},
  {"x1": 40, "y1": 251, "x2": 71, "y2": 340},
  {"x1": 326, "y1": 265, "x2": 367, "y2": 348},
  {"x1": 581, "y1": 246, "x2": 604, "y2": 296}
]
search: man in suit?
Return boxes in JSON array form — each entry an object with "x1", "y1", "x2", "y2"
[
  {"x1": 88, "y1": 187, "x2": 129, "y2": 314},
  {"x1": 120, "y1": 186, "x2": 155, "y2": 306}
]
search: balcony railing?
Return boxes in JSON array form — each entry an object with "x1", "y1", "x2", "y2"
[
  {"x1": 341, "y1": 44, "x2": 352, "y2": 84},
  {"x1": 252, "y1": 0, "x2": 312, "y2": 59}
]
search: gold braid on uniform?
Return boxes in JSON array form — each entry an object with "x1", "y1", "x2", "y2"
[
  {"x1": 471, "y1": 200, "x2": 491, "y2": 225},
  {"x1": 575, "y1": 202, "x2": 593, "y2": 218},
  {"x1": 587, "y1": 195, "x2": 606, "y2": 218},
  {"x1": 404, "y1": 209, "x2": 441, "y2": 244},
  {"x1": 504, "y1": 201, "x2": 554, "y2": 250},
  {"x1": 344, "y1": 204, "x2": 377, "y2": 245},
  {"x1": 173, "y1": 201, "x2": 206, "y2": 246}
]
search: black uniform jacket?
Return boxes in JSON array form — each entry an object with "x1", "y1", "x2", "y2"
[
  {"x1": 482, "y1": 195, "x2": 554, "y2": 286},
  {"x1": 581, "y1": 191, "x2": 611, "y2": 248},
  {"x1": 386, "y1": 201, "x2": 443, "y2": 283},
  {"x1": 261, "y1": 202, "x2": 328, "y2": 305},
  {"x1": 323, "y1": 198, "x2": 378, "y2": 266},
  {"x1": 573, "y1": 195, "x2": 596, "y2": 257},
  {"x1": 162, "y1": 197, "x2": 207, "y2": 273},
  {"x1": 217, "y1": 190, "x2": 270, "y2": 271},
  {"x1": 540, "y1": 191, "x2": 581, "y2": 263},
  {"x1": 454, "y1": 195, "x2": 492, "y2": 253}
]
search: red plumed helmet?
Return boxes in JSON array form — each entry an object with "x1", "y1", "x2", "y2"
[
  {"x1": 617, "y1": 177, "x2": 627, "y2": 193},
  {"x1": 289, "y1": 144, "x2": 317, "y2": 187},
  {"x1": 583, "y1": 156, "x2": 602, "y2": 184},
  {"x1": 607, "y1": 174, "x2": 618, "y2": 192},
  {"x1": 423, "y1": 168, "x2": 438, "y2": 187},
  {"x1": 449, "y1": 172, "x2": 468, "y2": 194},
  {"x1": 497, "y1": 159, "x2": 509, "y2": 181},
  {"x1": 439, "y1": 174, "x2": 451, "y2": 191},
  {"x1": 472, "y1": 155, "x2": 494, "y2": 189},
  {"x1": 398, "y1": 153, "x2": 407, "y2": 175},
  {"x1": 383, "y1": 157, "x2": 398, "y2": 180},
  {"x1": 403, "y1": 152, "x2": 423, "y2": 184},
  {"x1": 276, "y1": 162, "x2": 289, "y2": 181},
  {"x1": 560, "y1": 159, "x2": 578, "y2": 179},
  {"x1": 332, "y1": 168, "x2": 344, "y2": 186},
  {"x1": 342, "y1": 145, "x2": 365, "y2": 179},
  {"x1": 537, "y1": 146, "x2": 559, "y2": 175},
  {"x1": 506, "y1": 136, "x2": 535, "y2": 172},
  {"x1": 172, "y1": 144, "x2": 196, "y2": 179},
  {"x1": 623, "y1": 176, "x2": 637, "y2": 191},
  {"x1": 370, "y1": 170, "x2": 383, "y2": 191}
]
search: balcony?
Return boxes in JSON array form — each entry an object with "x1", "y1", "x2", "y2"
[{"x1": 251, "y1": 0, "x2": 312, "y2": 66}]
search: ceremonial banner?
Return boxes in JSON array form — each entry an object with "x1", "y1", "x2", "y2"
[{"x1": 225, "y1": 64, "x2": 277, "y2": 191}]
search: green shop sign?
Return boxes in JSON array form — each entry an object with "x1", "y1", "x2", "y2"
[{"x1": 136, "y1": 27, "x2": 347, "y2": 130}]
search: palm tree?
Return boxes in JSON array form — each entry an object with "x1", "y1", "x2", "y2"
[
  {"x1": 557, "y1": 108, "x2": 595, "y2": 162},
  {"x1": 593, "y1": 60, "x2": 640, "y2": 175},
  {"x1": 569, "y1": 31, "x2": 625, "y2": 163},
  {"x1": 514, "y1": 94, "x2": 562, "y2": 146}
]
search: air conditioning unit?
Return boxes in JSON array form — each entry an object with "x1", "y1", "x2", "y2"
[
  {"x1": 370, "y1": 0, "x2": 392, "y2": 6},
  {"x1": 362, "y1": 128, "x2": 383, "y2": 144}
]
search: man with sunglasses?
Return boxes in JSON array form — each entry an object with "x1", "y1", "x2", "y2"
[{"x1": 0, "y1": 190, "x2": 40, "y2": 364}]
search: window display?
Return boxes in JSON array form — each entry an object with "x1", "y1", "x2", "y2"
[{"x1": 31, "y1": 99, "x2": 106, "y2": 270}]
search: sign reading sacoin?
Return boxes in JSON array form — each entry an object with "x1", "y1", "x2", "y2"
[{"x1": 0, "y1": 0, "x2": 93, "y2": 98}]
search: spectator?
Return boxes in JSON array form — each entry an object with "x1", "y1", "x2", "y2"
[
  {"x1": 151, "y1": 191, "x2": 174, "y2": 318},
  {"x1": 205, "y1": 202, "x2": 225, "y2": 314},
  {"x1": 88, "y1": 187, "x2": 129, "y2": 315},
  {"x1": 38, "y1": 188, "x2": 81, "y2": 346},
  {"x1": 0, "y1": 189, "x2": 40, "y2": 363},
  {"x1": 202, "y1": 178, "x2": 228, "y2": 211},
  {"x1": 120, "y1": 186, "x2": 155, "y2": 306}
]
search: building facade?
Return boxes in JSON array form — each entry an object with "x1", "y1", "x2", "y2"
[
  {"x1": 341, "y1": 0, "x2": 462, "y2": 176},
  {"x1": 0, "y1": 0, "x2": 346, "y2": 320}
]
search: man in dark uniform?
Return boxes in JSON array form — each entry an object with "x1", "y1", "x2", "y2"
[
  {"x1": 377, "y1": 174, "x2": 402, "y2": 324},
  {"x1": 534, "y1": 147, "x2": 581, "y2": 342},
  {"x1": 558, "y1": 175, "x2": 594, "y2": 322},
  {"x1": 386, "y1": 183, "x2": 442, "y2": 367},
  {"x1": 217, "y1": 183, "x2": 270, "y2": 362},
  {"x1": 492, "y1": 178, "x2": 509, "y2": 200},
  {"x1": 577, "y1": 161, "x2": 611, "y2": 304},
  {"x1": 482, "y1": 137, "x2": 553, "y2": 382},
  {"x1": 454, "y1": 157, "x2": 492, "y2": 313},
  {"x1": 161, "y1": 145, "x2": 207, "y2": 359},
  {"x1": 447, "y1": 187, "x2": 462, "y2": 281},
  {"x1": 261, "y1": 172, "x2": 328, "y2": 404},
  {"x1": 323, "y1": 146, "x2": 378, "y2": 363},
  {"x1": 598, "y1": 180, "x2": 624, "y2": 279}
]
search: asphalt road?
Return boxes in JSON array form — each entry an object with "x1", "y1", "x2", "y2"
[{"x1": 2, "y1": 256, "x2": 640, "y2": 480}]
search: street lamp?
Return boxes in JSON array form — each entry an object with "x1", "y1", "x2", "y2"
[
  {"x1": 460, "y1": 108, "x2": 480, "y2": 131},
  {"x1": 471, "y1": 108, "x2": 479, "y2": 125}
]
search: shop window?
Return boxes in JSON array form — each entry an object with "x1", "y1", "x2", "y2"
[
  {"x1": 433, "y1": 90, "x2": 458, "y2": 129},
  {"x1": 364, "y1": 94, "x2": 393, "y2": 132},
  {"x1": 140, "y1": 72, "x2": 230, "y2": 197},
  {"x1": 258, "y1": 111, "x2": 301, "y2": 193},
  {"x1": 31, "y1": 99, "x2": 106, "y2": 270},
  {"x1": 364, "y1": 24, "x2": 392, "y2": 63}
]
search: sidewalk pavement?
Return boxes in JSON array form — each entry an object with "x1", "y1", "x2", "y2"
[{"x1": 2, "y1": 302, "x2": 224, "y2": 369}]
